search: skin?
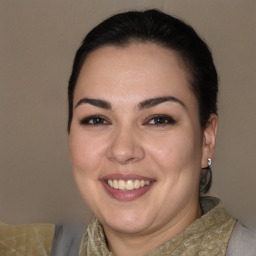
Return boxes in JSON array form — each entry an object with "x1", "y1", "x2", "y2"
[{"x1": 69, "y1": 43, "x2": 218, "y2": 256}]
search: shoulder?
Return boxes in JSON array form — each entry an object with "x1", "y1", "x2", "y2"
[
  {"x1": 51, "y1": 223, "x2": 86, "y2": 256},
  {"x1": 226, "y1": 221, "x2": 256, "y2": 256},
  {"x1": 0, "y1": 222, "x2": 86, "y2": 256}
]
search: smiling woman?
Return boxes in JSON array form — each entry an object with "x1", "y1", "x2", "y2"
[
  {"x1": 1, "y1": 8, "x2": 255, "y2": 256},
  {"x1": 66, "y1": 9, "x2": 255, "y2": 256},
  {"x1": 69, "y1": 43, "x2": 208, "y2": 238}
]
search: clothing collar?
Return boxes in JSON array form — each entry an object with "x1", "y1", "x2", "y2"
[{"x1": 79, "y1": 196, "x2": 236, "y2": 256}]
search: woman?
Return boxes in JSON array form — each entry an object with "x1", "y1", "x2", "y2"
[
  {"x1": 1, "y1": 9, "x2": 255, "y2": 256},
  {"x1": 67, "y1": 9, "x2": 255, "y2": 256}
]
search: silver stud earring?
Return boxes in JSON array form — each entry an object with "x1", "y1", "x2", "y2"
[
  {"x1": 207, "y1": 158, "x2": 212, "y2": 167},
  {"x1": 200, "y1": 158, "x2": 213, "y2": 194}
]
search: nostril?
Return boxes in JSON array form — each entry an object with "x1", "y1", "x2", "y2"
[
  {"x1": 106, "y1": 146, "x2": 145, "y2": 164},
  {"x1": 107, "y1": 155, "x2": 137, "y2": 165}
]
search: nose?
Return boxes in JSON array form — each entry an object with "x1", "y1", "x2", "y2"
[{"x1": 106, "y1": 126, "x2": 145, "y2": 164}]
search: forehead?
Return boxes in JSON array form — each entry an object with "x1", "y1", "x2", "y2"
[{"x1": 74, "y1": 43, "x2": 196, "y2": 108}]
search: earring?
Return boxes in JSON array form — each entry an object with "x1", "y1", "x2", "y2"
[
  {"x1": 200, "y1": 158, "x2": 212, "y2": 194},
  {"x1": 207, "y1": 158, "x2": 212, "y2": 167}
]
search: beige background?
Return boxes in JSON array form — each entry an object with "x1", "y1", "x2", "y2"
[{"x1": 1, "y1": 0, "x2": 255, "y2": 228}]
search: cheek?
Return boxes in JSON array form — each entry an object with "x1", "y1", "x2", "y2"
[
  {"x1": 146, "y1": 128, "x2": 203, "y2": 172},
  {"x1": 69, "y1": 130, "x2": 105, "y2": 177}
]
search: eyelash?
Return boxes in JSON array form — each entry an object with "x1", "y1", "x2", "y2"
[
  {"x1": 80, "y1": 115, "x2": 110, "y2": 126},
  {"x1": 145, "y1": 114, "x2": 176, "y2": 126},
  {"x1": 80, "y1": 114, "x2": 176, "y2": 127}
]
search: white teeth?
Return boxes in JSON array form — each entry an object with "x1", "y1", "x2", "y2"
[
  {"x1": 126, "y1": 180, "x2": 134, "y2": 190},
  {"x1": 107, "y1": 179, "x2": 151, "y2": 190},
  {"x1": 113, "y1": 180, "x2": 118, "y2": 189},
  {"x1": 118, "y1": 180, "x2": 126, "y2": 190},
  {"x1": 134, "y1": 180, "x2": 140, "y2": 189}
]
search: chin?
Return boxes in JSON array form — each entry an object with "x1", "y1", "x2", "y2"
[
  {"x1": 99, "y1": 208, "x2": 154, "y2": 234},
  {"x1": 105, "y1": 219, "x2": 151, "y2": 234}
]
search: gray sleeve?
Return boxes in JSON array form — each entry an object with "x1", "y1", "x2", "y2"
[
  {"x1": 51, "y1": 223, "x2": 86, "y2": 256},
  {"x1": 226, "y1": 221, "x2": 256, "y2": 256}
]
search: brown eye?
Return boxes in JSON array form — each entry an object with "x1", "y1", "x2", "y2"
[
  {"x1": 147, "y1": 115, "x2": 176, "y2": 126},
  {"x1": 80, "y1": 115, "x2": 110, "y2": 126}
]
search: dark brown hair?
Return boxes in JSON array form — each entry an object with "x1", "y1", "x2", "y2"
[{"x1": 67, "y1": 9, "x2": 218, "y2": 193}]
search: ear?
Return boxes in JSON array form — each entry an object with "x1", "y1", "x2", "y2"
[{"x1": 201, "y1": 114, "x2": 218, "y2": 168}]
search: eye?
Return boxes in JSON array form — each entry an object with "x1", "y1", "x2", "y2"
[
  {"x1": 146, "y1": 114, "x2": 176, "y2": 126},
  {"x1": 80, "y1": 115, "x2": 110, "y2": 126}
]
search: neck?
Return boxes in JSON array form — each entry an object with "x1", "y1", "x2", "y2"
[{"x1": 104, "y1": 200, "x2": 202, "y2": 256}]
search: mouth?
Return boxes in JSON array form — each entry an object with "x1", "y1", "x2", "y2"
[
  {"x1": 107, "y1": 179, "x2": 151, "y2": 191},
  {"x1": 100, "y1": 174, "x2": 155, "y2": 201}
]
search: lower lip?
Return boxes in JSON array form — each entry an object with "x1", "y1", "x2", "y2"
[{"x1": 101, "y1": 181, "x2": 154, "y2": 201}]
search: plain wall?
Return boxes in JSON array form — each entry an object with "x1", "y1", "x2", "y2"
[{"x1": 1, "y1": 0, "x2": 255, "y2": 228}]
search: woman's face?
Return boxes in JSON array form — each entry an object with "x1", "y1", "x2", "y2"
[{"x1": 69, "y1": 43, "x2": 215, "y2": 236}]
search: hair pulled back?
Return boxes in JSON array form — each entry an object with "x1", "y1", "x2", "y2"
[{"x1": 68, "y1": 9, "x2": 218, "y2": 193}]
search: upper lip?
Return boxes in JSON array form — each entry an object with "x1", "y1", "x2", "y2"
[{"x1": 100, "y1": 173, "x2": 154, "y2": 181}]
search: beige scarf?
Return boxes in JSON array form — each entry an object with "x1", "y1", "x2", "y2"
[{"x1": 79, "y1": 197, "x2": 236, "y2": 256}]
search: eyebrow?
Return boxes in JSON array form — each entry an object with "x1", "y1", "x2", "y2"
[
  {"x1": 75, "y1": 96, "x2": 186, "y2": 110},
  {"x1": 75, "y1": 98, "x2": 111, "y2": 109},
  {"x1": 139, "y1": 96, "x2": 186, "y2": 109}
]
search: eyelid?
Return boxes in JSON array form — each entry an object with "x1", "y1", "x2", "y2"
[
  {"x1": 143, "y1": 114, "x2": 177, "y2": 126},
  {"x1": 79, "y1": 114, "x2": 111, "y2": 126}
]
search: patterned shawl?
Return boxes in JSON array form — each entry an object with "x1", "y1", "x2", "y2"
[{"x1": 79, "y1": 197, "x2": 236, "y2": 256}]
